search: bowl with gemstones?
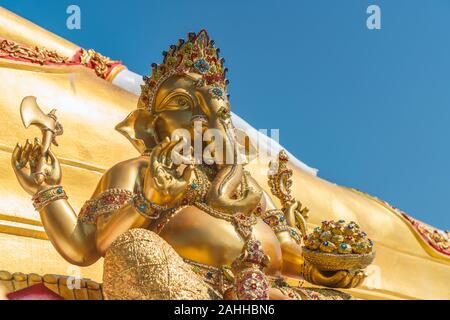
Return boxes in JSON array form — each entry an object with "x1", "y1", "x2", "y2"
[{"x1": 302, "y1": 220, "x2": 375, "y2": 271}]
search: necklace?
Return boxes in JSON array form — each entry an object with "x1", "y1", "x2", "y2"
[
  {"x1": 78, "y1": 166, "x2": 257, "y2": 239},
  {"x1": 133, "y1": 167, "x2": 256, "y2": 239}
]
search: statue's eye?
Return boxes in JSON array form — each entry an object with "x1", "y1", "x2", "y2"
[
  {"x1": 177, "y1": 97, "x2": 189, "y2": 107},
  {"x1": 157, "y1": 94, "x2": 193, "y2": 112}
]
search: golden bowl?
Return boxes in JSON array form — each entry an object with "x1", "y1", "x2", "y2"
[{"x1": 302, "y1": 247, "x2": 376, "y2": 271}]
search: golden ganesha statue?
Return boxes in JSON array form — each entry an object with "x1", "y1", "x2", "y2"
[{"x1": 0, "y1": 7, "x2": 448, "y2": 300}]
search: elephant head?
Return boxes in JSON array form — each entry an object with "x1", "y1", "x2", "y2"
[{"x1": 116, "y1": 30, "x2": 261, "y2": 215}]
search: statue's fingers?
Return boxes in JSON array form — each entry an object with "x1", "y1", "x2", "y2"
[
  {"x1": 19, "y1": 140, "x2": 33, "y2": 166},
  {"x1": 33, "y1": 137, "x2": 42, "y2": 151},
  {"x1": 163, "y1": 140, "x2": 181, "y2": 167},
  {"x1": 161, "y1": 137, "x2": 177, "y2": 164},
  {"x1": 167, "y1": 136, "x2": 188, "y2": 167},
  {"x1": 152, "y1": 137, "x2": 170, "y2": 163},
  {"x1": 12, "y1": 144, "x2": 33, "y2": 181},
  {"x1": 150, "y1": 138, "x2": 170, "y2": 175},
  {"x1": 181, "y1": 163, "x2": 194, "y2": 181},
  {"x1": 176, "y1": 153, "x2": 194, "y2": 166},
  {"x1": 12, "y1": 143, "x2": 24, "y2": 169},
  {"x1": 47, "y1": 149, "x2": 59, "y2": 167},
  {"x1": 161, "y1": 137, "x2": 181, "y2": 166},
  {"x1": 289, "y1": 200, "x2": 299, "y2": 212},
  {"x1": 47, "y1": 149, "x2": 61, "y2": 177},
  {"x1": 30, "y1": 139, "x2": 42, "y2": 163},
  {"x1": 150, "y1": 148, "x2": 163, "y2": 173},
  {"x1": 294, "y1": 211, "x2": 307, "y2": 236},
  {"x1": 160, "y1": 136, "x2": 177, "y2": 155}
]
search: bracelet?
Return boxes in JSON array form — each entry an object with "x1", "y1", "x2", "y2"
[
  {"x1": 32, "y1": 186, "x2": 68, "y2": 211},
  {"x1": 260, "y1": 209, "x2": 302, "y2": 244},
  {"x1": 260, "y1": 209, "x2": 287, "y2": 227}
]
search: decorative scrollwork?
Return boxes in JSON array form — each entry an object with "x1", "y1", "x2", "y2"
[
  {"x1": 78, "y1": 49, "x2": 119, "y2": 79},
  {"x1": 300, "y1": 260, "x2": 366, "y2": 289},
  {"x1": 268, "y1": 150, "x2": 309, "y2": 236},
  {"x1": 0, "y1": 39, "x2": 69, "y2": 65},
  {"x1": 402, "y1": 213, "x2": 450, "y2": 256}
]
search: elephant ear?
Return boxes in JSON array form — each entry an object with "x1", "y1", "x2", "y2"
[
  {"x1": 115, "y1": 109, "x2": 158, "y2": 154},
  {"x1": 234, "y1": 128, "x2": 258, "y2": 164}
]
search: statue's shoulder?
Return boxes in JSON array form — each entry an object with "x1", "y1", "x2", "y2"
[{"x1": 95, "y1": 156, "x2": 149, "y2": 192}]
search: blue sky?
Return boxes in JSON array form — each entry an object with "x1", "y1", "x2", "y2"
[{"x1": 2, "y1": 0, "x2": 450, "y2": 229}]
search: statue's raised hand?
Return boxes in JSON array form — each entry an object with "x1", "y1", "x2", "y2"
[
  {"x1": 149, "y1": 136, "x2": 194, "y2": 195},
  {"x1": 11, "y1": 137, "x2": 61, "y2": 195}
]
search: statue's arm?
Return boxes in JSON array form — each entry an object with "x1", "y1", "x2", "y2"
[
  {"x1": 38, "y1": 197, "x2": 100, "y2": 266},
  {"x1": 30, "y1": 158, "x2": 149, "y2": 265},
  {"x1": 11, "y1": 138, "x2": 102, "y2": 266},
  {"x1": 11, "y1": 133, "x2": 147, "y2": 266},
  {"x1": 246, "y1": 174, "x2": 301, "y2": 244},
  {"x1": 42, "y1": 157, "x2": 153, "y2": 264},
  {"x1": 253, "y1": 175, "x2": 367, "y2": 287}
]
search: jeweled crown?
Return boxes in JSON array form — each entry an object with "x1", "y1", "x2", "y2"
[{"x1": 140, "y1": 30, "x2": 228, "y2": 112}]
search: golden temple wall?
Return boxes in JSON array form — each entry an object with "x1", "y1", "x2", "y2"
[{"x1": 0, "y1": 6, "x2": 448, "y2": 299}]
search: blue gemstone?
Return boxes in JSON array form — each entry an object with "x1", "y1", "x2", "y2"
[
  {"x1": 194, "y1": 59, "x2": 210, "y2": 73},
  {"x1": 56, "y1": 187, "x2": 63, "y2": 194},
  {"x1": 213, "y1": 88, "x2": 223, "y2": 96},
  {"x1": 280, "y1": 216, "x2": 285, "y2": 222},
  {"x1": 340, "y1": 243, "x2": 348, "y2": 249},
  {"x1": 206, "y1": 271, "x2": 213, "y2": 279},
  {"x1": 139, "y1": 204, "x2": 147, "y2": 211},
  {"x1": 191, "y1": 182, "x2": 198, "y2": 189}
]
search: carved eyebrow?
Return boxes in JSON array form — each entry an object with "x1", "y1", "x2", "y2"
[
  {"x1": 184, "y1": 73, "x2": 202, "y2": 82},
  {"x1": 155, "y1": 91, "x2": 194, "y2": 113}
]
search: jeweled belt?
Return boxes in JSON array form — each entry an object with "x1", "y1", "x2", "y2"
[{"x1": 183, "y1": 258, "x2": 308, "y2": 300}]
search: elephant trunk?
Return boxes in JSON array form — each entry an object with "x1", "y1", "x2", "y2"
[{"x1": 206, "y1": 116, "x2": 261, "y2": 215}]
